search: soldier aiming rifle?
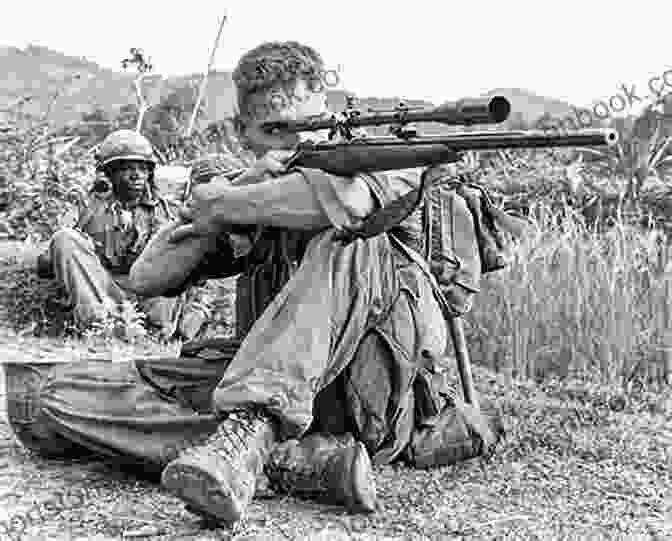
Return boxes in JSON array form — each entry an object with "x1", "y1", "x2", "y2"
[{"x1": 8, "y1": 40, "x2": 615, "y2": 528}]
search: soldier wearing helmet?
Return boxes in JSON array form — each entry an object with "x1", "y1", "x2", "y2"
[
  {"x1": 94, "y1": 128, "x2": 158, "y2": 202},
  {"x1": 35, "y1": 129, "x2": 212, "y2": 339}
]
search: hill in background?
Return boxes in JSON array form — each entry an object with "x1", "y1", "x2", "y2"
[
  {"x1": 0, "y1": 44, "x2": 237, "y2": 127},
  {"x1": 482, "y1": 87, "x2": 575, "y2": 127},
  {"x1": 1, "y1": 44, "x2": 577, "y2": 131}
]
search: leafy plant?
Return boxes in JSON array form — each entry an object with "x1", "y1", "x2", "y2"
[
  {"x1": 1, "y1": 91, "x2": 94, "y2": 241},
  {"x1": 576, "y1": 97, "x2": 672, "y2": 209}
]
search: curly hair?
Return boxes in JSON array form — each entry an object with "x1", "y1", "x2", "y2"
[{"x1": 233, "y1": 41, "x2": 325, "y2": 120}]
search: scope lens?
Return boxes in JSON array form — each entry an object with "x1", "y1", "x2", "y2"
[{"x1": 489, "y1": 96, "x2": 511, "y2": 123}]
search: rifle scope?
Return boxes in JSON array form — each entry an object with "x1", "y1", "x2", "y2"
[{"x1": 262, "y1": 96, "x2": 511, "y2": 134}]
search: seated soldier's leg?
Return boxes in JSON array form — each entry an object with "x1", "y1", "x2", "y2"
[
  {"x1": 310, "y1": 252, "x2": 449, "y2": 466},
  {"x1": 9, "y1": 345, "x2": 237, "y2": 476},
  {"x1": 49, "y1": 228, "x2": 127, "y2": 326},
  {"x1": 399, "y1": 265, "x2": 505, "y2": 468},
  {"x1": 163, "y1": 230, "x2": 403, "y2": 523},
  {"x1": 279, "y1": 277, "x2": 426, "y2": 511},
  {"x1": 337, "y1": 287, "x2": 424, "y2": 466},
  {"x1": 4, "y1": 362, "x2": 92, "y2": 458},
  {"x1": 332, "y1": 255, "x2": 504, "y2": 469}
]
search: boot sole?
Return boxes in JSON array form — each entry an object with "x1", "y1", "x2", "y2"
[{"x1": 161, "y1": 460, "x2": 244, "y2": 525}]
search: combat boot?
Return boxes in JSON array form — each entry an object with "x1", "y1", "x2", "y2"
[
  {"x1": 161, "y1": 409, "x2": 277, "y2": 525},
  {"x1": 265, "y1": 432, "x2": 377, "y2": 513}
]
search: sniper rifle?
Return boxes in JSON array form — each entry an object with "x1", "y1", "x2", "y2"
[{"x1": 260, "y1": 95, "x2": 617, "y2": 177}]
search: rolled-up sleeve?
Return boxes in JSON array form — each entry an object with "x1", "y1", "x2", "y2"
[
  {"x1": 289, "y1": 167, "x2": 372, "y2": 229},
  {"x1": 291, "y1": 167, "x2": 420, "y2": 230},
  {"x1": 356, "y1": 170, "x2": 421, "y2": 208}
]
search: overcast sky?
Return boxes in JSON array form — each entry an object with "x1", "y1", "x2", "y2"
[{"x1": 2, "y1": 0, "x2": 671, "y2": 111}]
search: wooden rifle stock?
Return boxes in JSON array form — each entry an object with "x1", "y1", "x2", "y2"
[{"x1": 287, "y1": 129, "x2": 618, "y2": 176}]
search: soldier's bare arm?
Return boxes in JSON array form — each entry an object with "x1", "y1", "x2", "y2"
[
  {"x1": 169, "y1": 167, "x2": 376, "y2": 243},
  {"x1": 128, "y1": 221, "x2": 249, "y2": 297}
]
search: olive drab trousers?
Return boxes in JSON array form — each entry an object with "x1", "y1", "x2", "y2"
[
  {"x1": 50, "y1": 227, "x2": 186, "y2": 336},
  {"x1": 10, "y1": 228, "x2": 455, "y2": 471}
]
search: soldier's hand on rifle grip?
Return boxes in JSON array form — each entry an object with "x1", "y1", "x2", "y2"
[{"x1": 245, "y1": 150, "x2": 296, "y2": 182}]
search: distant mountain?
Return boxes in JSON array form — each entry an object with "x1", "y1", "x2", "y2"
[
  {"x1": 0, "y1": 44, "x2": 237, "y2": 127},
  {"x1": 0, "y1": 45, "x2": 580, "y2": 132}
]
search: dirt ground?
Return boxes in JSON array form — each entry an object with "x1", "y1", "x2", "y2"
[{"x1": 0, "y1": 241, "x2": 671, "y2": 540}]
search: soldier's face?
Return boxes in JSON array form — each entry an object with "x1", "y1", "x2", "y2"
[
  {"x1": 109, "y1": 160, "x2": 151, "y2": 198},
  {"x1": 240, "y1": 79, "x2": 329, "y2": 156}
]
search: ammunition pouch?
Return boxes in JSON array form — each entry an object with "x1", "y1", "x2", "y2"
[{"x1": 424, "y1": 180, "x2": 508, "y2": 315}]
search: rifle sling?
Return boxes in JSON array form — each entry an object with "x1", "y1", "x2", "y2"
[{"x1": 334, "y1": 170, "x2": 431, "y2": 244}]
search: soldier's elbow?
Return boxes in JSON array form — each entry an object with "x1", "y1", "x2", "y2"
[
  {"x1": 343, "y1": 176, "x2": 376, "y2": 220},
  {"x1": 127, "y1": 262, "x2": 164, "y2": 297}
]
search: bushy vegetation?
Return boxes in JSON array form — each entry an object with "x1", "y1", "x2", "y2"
[{"x1": 0, "y1": 106, "x2": 93, "y2": 241}]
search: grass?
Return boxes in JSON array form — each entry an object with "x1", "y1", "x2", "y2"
[
  {"x1": 466, "y1": 202, "x2": 672, "y2": 387},
  {"x1": 0, "y1": 365, "x2": 669, "y2": 540}
]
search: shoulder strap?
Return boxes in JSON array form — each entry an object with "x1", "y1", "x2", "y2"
[{"x1": 335, "y1": 170, "x2": 432, "y2": 244}]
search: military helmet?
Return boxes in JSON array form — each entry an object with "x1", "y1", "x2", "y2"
[{"x1": 95, "y1": 129, "x2": 157, "y2": 170}]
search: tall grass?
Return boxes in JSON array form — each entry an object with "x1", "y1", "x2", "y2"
[{"x1": 467, "y1": 202, "x2": 672, "y2": 387}]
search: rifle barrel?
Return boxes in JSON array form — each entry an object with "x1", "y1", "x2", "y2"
[{"x1": 297, "y1": 129, "x2": 618, "y2": 151}]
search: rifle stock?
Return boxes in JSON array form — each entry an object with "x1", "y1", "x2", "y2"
[
  {"x1": 288, "y1": 143, "x2": 461, "y2": 176},
  {"x1": 287, "y1": 129, "x2": 618, "y2": 176}
]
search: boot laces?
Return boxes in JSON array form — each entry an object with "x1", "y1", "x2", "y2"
[{"x1": 204, "y1": 410, "x2": 261, "y2": 466}]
